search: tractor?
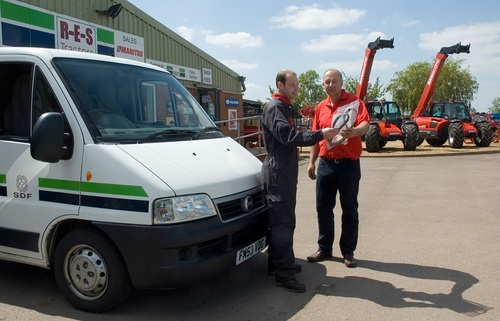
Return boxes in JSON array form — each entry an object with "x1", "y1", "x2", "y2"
[
  {"x1": 355, "y1": 36, "x2": 419, "y2": 152},
  {"x1": 410, "y1": 42, "x2": 492, "y2": 148}
]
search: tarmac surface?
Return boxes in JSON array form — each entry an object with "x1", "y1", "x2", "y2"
[{"x1": 1, "y1": 143, "x2": 500, "y2": 320}]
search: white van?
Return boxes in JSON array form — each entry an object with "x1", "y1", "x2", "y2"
[{"x1": 0, "y1": 47, "x2": 268, "y2": 312}]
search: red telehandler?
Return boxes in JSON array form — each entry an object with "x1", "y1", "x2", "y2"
[
  {"x1": 410, "y1": 43, "x2": 492, "y2": 148},
  {"x1": 358, "y1": 37, "x2": 420, "y2": 152}
]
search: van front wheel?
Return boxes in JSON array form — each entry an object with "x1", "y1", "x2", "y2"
[{"x1": 53, "y1": 228, "x2": 132, "y2": 312}]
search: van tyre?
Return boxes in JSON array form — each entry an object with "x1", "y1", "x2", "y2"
[
  {"x1": 474, "y1": 122, "x2": 492, "y2": 147},
  {"x1": 448, "y1": 122, "x2": 464, "y2": 148},
  {"x1": 365, "y1": 124, "x2": 381, "y2": 152},
  {"x1": 54, "y1": 228, "x2": 133, "y2": 313}
]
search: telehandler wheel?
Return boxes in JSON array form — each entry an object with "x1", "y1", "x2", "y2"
[
  {"x1": 365, "y1": 124, "x2": 381, "y2": 152},
  {"x1": 402, "y1": 123, "x2": 419, "y2": 151},
  {"x1": 448, "y1": 122, "x2": 464, "y2": 148},
  {"x1": 474, "y1": 122, "x2": 493, "y2": 147},
  {"x1": 54, "y1": 228, "x2": 133, "y2": 312}
]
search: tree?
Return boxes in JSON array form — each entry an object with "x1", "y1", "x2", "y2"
[
  {"x1": 342, "y1": 72, "x2": 386, "y2": 100},
  {"x1": 294, "y1": 70, "x2": 324, "y2": 110},
  {"x1": 386, "y1": 58, "x2": 479, "y2": 116},
  {"x1": 489, "y1": 97, "x2": 500, "y2": 113}
]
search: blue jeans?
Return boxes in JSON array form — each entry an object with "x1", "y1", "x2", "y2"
[{"x1": 315, "y1": 157, "x2": 361, "y2": 257}]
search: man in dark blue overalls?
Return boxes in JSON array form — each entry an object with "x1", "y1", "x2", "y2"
[{"x1": 261, "y1": 69, "x2": 335, "y2": 293}]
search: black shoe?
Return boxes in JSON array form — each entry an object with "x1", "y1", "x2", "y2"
[
  {"x1": 306, "y1": 251, "x2": 332, "y2": 263},
  {"x1": 268, "y1": 263, "x2": 302, "y2": 275},
  {"x1": 343, "y1": 255, "x2": 357, "y2": 268},
  {"x1": 275, "y1": 279, "x2": 306, "y2": 293}
]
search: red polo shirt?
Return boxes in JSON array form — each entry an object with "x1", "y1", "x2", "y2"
[{"x1": 312, "y1": 90, "x2": 369, "y2": 160}]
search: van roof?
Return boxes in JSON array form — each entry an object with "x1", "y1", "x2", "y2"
[{"x1": 0, "y1": 46, "x2": 166, "y2": 73}]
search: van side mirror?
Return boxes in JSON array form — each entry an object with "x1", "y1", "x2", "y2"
[{"x1": 31, "y1": 112, "x2": 64, "y2": 163}]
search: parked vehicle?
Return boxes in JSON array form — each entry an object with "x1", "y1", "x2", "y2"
[
  {"x1": 0, "y1": 47, "x2": 268, "y2": 312},
  {"x1": 364, "y1": 99, "x2": 419, "y2": 152},
  {"x1": 470, "y1": 112, "x2": 500, "y2": 144},
  {"x1": 355, "y1": 37, "x2": 419, "y2": 152},
  {"x1": 242, "y1": 100, "x2": 264, "y2": 148},
  {"x1": 410, "y1": 42, "x2": 491, "y2": 148}
]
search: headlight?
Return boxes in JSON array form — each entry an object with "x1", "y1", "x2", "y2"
[{"x1": 154, "y1": 194, "x2": 217, "y2": 224}]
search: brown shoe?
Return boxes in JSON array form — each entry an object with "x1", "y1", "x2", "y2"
[
  {"x1": 343, "y1": 255, "x2": 357, "y2": 268},
  {"x1": 306, "y1": 251, "x2": 332, "y2": 263}
]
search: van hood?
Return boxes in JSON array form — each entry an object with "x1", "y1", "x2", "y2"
[{"x1": 118, "y1": 137, "x2": 263, "y2": 198}]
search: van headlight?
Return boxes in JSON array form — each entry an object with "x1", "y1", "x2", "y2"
[{"x1": 153, "y1": 194, "x2": 217, "y2": 224}]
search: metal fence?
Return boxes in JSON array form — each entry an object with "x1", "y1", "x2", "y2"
[{"x1": 214, "y1": 115, "x2": 265, "y2": 153}]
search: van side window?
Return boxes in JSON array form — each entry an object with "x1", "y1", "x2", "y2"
[
  {"x1": 0, "y1": 63, "x2": 33, "y2": 140},
  {"x1": 0, "y1": 63, "x2": 63, "y2": 142},
  {"x1": 33, "y1": 66, "x2": 62, "y2": 123}
]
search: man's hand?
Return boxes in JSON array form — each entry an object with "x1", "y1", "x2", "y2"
[
  {"x1": 307, "y1": 162, "x2": 317, "y2": 180},
  {"x1": 340, "y1": 127, "x2": 357, "y2": 139},
  {"x1": 321, "y1": 127, "x2": 339, "y2": 140}
]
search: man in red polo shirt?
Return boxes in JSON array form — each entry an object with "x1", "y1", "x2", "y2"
[{"x1": 306, "y1": 69, "x2": 370, "y2": 268}]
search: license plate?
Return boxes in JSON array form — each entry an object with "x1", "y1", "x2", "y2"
[{"x1": 236, "y1": 236, "x2": 266, "y2": 265}]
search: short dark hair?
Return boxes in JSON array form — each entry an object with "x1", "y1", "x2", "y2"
[{"x1": 276, "y1": 69, "x2": 296, "y2": 87}]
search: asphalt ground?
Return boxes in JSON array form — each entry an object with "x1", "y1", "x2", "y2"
[{"x1": 1, "y1": 145, "x2": 499, "y2": 320}]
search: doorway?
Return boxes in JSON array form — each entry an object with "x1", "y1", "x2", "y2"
[{"x1": 198, "y1": 88, "x2": 218, "y2": 121}]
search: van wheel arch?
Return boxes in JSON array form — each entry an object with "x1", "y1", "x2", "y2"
[{"x1": 53, "y1": 226, "x2": 132, "y2": 312}]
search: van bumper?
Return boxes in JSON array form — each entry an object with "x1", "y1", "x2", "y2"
[{"x1": 93, "y1": 208, "x2": 269, "y2": 289}]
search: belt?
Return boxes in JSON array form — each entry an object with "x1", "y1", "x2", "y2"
[{"x1": 321, "y1": 157, "x2": 357, "y2": 164}]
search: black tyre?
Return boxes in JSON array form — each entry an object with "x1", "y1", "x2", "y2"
[
  {"x1": 365, "y1": 124, "x2": 381, "y2": 152},
  {"x1": 426, "y1": 138, "x2": 447, "y2": 146},
  {"x1": 474, "y1": 122, "x2": 492, "y2": 147},
  {"x1": 54, "y1": 228, "x2": 133, "y2": 312},
  {"x1": 448, "y1": 122, "x2": 464, "y2": 148},
  {"x1": 402, "y1": 123, "x2": 419, "y2": 151}
]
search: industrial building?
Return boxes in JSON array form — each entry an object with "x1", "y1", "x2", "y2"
[{"x1": 0, "y1": 0, "x2": 248, "y2": 136}]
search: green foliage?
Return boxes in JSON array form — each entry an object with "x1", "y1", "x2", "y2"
[
  {"x1": 342, "y1": 72, "x2": 358, "y2": 95},
  {"x1": 268, "y1": 85, "x2": 275, "y2": 99},
  {"x1": 386, "y1": 58, "x2": 479, "y2": 116},
  {"x1": 293, "y1": 70, "x2": 324, "y2": 110},
  {"x1": 489, "y1": 97, "x2": 500, "y2": 113},
  {"x1": 342, "y1": 72, "x2": 386, "y2": 100}
]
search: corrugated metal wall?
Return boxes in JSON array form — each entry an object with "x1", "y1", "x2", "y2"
[{"x1": 18, "y1": 0, "x2": 243, "y2": 94}]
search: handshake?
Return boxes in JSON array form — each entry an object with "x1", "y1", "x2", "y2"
[{"x1": 322, "y1": 127, "x2": 357, "y2": 139}]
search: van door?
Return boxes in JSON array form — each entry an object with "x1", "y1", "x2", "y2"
[{"x1": 0, "y1": 60, "x2": 82, "y2": 263}]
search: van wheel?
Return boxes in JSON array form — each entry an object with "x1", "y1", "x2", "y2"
[{"x1": 53, "y1": 228, "x2": 132, "y2": 312}]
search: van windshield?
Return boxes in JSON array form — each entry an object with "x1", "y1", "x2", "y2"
[{"x1": 52, "y1": 58, "x2": 222, "y2": 143}]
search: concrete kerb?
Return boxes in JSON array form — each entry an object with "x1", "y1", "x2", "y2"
[{"x1": 248, "y1": 142, "x2": 500, "y2": 160}]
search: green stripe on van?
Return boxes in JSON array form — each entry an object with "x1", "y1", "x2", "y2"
[
  {"x1": 97, "y1": 27, "x2": 114, "y2": 44},
  {"x1": 0, "y1": 0, "x2": 54, "y2": 30},
  {"x1": 39, "y1": 178, "x2": 148, "y2": 197},
  {"x1": 0, "y1": 174, "x2": 6, "y2": 184}
]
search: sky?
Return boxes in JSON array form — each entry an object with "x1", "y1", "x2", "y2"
[{"x1": 127, "y1": 0, "x2": 500, "y2": 112}]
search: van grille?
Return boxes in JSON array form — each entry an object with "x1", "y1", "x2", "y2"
[{"x1": 216, "y1": 189, "x2": 266, "y2": 222}]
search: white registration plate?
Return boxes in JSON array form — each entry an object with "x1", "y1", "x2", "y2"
[{"x1": 236, "y1": 236, "x2": 266, "y2": 265}]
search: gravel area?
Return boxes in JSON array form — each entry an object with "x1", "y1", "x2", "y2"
[
  {"x1": 291, "y1": 140, "x2": 500, "y2": 158},
  {"x1": 360, "y1": 140, "x2": 500, "y2": 157}
]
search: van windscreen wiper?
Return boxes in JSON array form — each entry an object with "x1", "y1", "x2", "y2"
[
  {"x1": 191, "y1": 126, "x2": 222, "y2": 140},
  {"x1": 137, "y1": 128, "x2": 196, "y2": 144}
]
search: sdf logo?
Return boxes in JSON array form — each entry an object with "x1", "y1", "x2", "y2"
[{"x1": 14, "y1": 175, "x2": 32, "y2": 199}]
